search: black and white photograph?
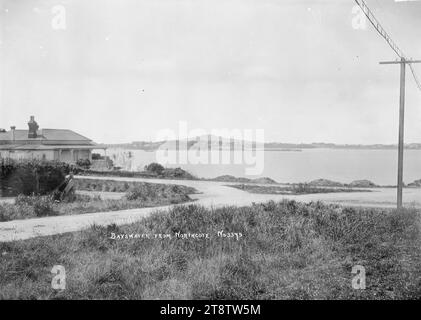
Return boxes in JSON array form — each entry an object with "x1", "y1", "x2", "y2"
[{"x1": 0, "y1": 0, "x2": 420, "y2": 306}]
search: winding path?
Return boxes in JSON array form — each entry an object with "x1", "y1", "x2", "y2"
[{"x1": 1, "y1": 175, "x2": 420, "y2": 242}]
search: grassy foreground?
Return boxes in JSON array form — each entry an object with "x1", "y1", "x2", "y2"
[{"x1": 0, "y1": 200, "x2": 420, "y2": 299}]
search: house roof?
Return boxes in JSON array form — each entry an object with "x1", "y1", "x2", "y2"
[
  {"x1": 0, "y1": 144, "x2": 104, "y2": 150},
  {"x1": 0, "y1": 129, "x2": 92, "y2": 141}
]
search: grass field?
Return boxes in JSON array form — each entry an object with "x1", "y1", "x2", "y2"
[
  {"x1": 73, "y1": 178, "x2": 196, "y2": 194},
  {"x1": 0, "y1": 200, "x2": 420, "y2": 299},
  {"x1": 227, "y1": 183, "x2": 371, "y2": 195},
  {"x1": 0, "y1": 180, "x2": 196, "y2": 222}
]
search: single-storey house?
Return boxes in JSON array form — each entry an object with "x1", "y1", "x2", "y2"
[{"x1": 0, "y1": 116, "x2": 106, "y2": 163}]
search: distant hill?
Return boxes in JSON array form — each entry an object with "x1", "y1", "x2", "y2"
[{"x1": 98, "y1": 138, "x2": 421, "y2": 151}]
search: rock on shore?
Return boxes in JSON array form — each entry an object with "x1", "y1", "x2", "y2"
[
  {"x1": 348, "y1": 180, "x2": 378, "y2": 188},
  {"x1": 408, "y1": 179, "x2": 421, "y2": 187},
  {"x1": 308, "y1": 179, "x2": 344, "y2": 187}
]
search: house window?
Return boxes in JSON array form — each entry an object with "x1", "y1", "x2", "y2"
[{"x1": 42, "y1": 154, "x2": 46, "y2": 160}]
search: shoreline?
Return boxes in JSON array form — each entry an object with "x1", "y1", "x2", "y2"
[{"x1": 74, "y1": 169, "x2": 421, "y2": 189}]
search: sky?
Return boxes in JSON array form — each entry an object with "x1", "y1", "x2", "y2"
[{"x1": 0, "y1": 0, "x2": 421, "y2": 144}]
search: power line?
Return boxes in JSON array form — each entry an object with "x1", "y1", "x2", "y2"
[
  {"x1": 409, "y1": 63, "x2": 421, "y2": 90},
  {"x1": 354, "y1": 0, "x2": 421, "y2": 91}
]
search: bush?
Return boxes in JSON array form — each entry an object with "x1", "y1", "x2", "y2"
[
  {"x1": 0, "y1": 159, "x2": 78, "y2": 196},
  {"x1": 91, "y1": 153, "x2": 101, "y2": 160},
  {"x1": 13, "y1": 194, "x2": 57, "y2": 218},
  {"x1": 124, "y1": 182, "x2": 193, "y2": 202},
  {"x1": 144, "y1": 163, "x2": 165, "y2": 175},
  {"x1": 33, "y1": 196, "x2": 56, "y2": 217},
  {"x1": 76, "y1": 159, "x2": 91, "y2": 169},
  {"x1": 161, "y1": 167, "x2": 196, "y2": 180},
  {"x1": 125, "y1": 186, "x2": 147, "y2": 201}
]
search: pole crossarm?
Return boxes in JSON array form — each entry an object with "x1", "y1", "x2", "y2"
[{"x1": 379, "y1": 60, "x2": 421, "y2": 65}]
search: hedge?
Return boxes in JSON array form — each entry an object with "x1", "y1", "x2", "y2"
[{"x1": 0, "y1": 159, "x2": 80, "y2": 196}]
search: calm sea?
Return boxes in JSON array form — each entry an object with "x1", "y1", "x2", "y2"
[{"x1": 103, "y1": 148, "x2": 421, "y2": 185}]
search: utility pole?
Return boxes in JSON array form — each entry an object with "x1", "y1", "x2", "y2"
[
  {"x1": 354, "y1": 0, "x2": 421, "y2": 210},
  {"x1": 379, "y1": 58, "x2": 421, "y2": 209}
]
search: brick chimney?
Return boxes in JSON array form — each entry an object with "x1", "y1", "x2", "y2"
[
  {"x1": 10, "y1": 126, "x2": 16, "y2": 141},
  {"x1": 28, "y1": 116, "x2": 39, "y2": 138}
]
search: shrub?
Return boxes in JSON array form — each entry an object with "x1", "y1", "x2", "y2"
[
  {"x1": 13, "y1": 194, "x2": 57, "y2": 218},
  {"x1": 126, "y1": 185, "x2": 148, "y2": 201},
  {"x1": 33, "y1": 196, "x2": 56, "y2": 217},
  {"x1": 0, "y1": 206, "x2": 8, "y2": 222},
  {"x1": 124, "y1": 183, "x2": 193, "y2": 202},
  {"x1": 0, "y1": 159, "x2": 78, "y2": 196},
  {"x1": 76, "y1": 159, "x2": 91, "y2": 169},
  {"x1": 144, "y1": 163, "x2": 165, "y2": 175},
  {"x1": 161, "y1": 167, "x2": 196, "y2": 180},
  {"x1": 91, "y1": 153, "x2": 101, "y2": 160}
]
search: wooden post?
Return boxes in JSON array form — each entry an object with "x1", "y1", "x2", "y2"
[
  {"x1": 397, "y1": 58, "x2": 406, "y2": 209},
  {"x1": 380, "y1": 59, "x2": 421, "y2": 210}
]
